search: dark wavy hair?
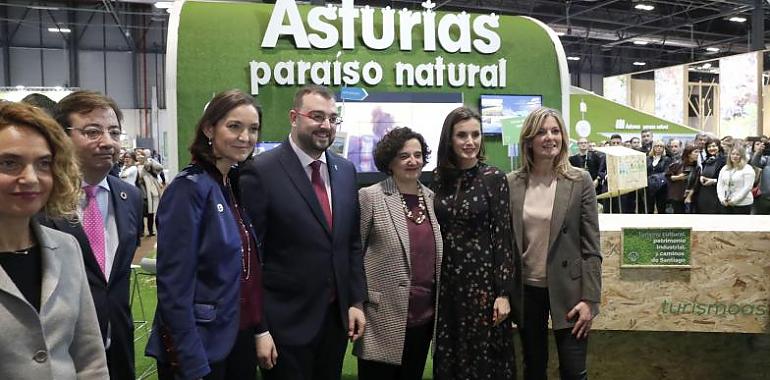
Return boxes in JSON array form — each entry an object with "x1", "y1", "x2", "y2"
[
  {"x1": 433, "y1": 107, "x2": 485, "y2": 191},
  {"x1": 373, "y1": 127, "x2": 431, "y2": 175},
  {"x1": 189, "y1": 89, "x2": 261, "y2": 167},
  {"x1": 681, "y1": 144, "x2": 699, "y2": 166}
]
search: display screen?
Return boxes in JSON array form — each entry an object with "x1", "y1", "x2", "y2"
[
  {"x1": 480, "y1": 94, "x2": 542, "y2": 136},
  {"x1": 336, "y1": 91, "x2": 463, "y2": 173}
]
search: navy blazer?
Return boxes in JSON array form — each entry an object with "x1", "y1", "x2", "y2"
[
  {"x1": 145, "y1": 164, "x2": 244, "y2": 380},
  {"x1": 240, "y1": 139, "x2": 367, "y2": 346},
  {"x1": 38, "y1": 174, "x2": 142, "y2": 380}
]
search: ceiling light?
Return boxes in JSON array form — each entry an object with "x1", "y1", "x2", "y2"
[
  {"x1": 633, "y1": 61, "x2": 647, "y2": 66},
  {"x1": 633, "y1": 40, "x2": 649, "y2": 45},
  {"x1": 47, "y1": 27, "x2": 71, "y2": 33},
  {"x1": 567, "y1": 56, "x2": 581, "y2": 61},
  {"x1": 706, "y1": 47, "x2": 720, "y2": 52},
  {"x1": 154, "y1": 2, "x2": 173, "y2": 9},
  {"x1": 29, "y1": 5, "x2": 60, "y2": 11},
  {"x1": 702, "y1": 63, "x2": 712, "y2": 69},
  {"x1": 729, "y1": 16, "x2": 747, "y2": 23},
  {"x1": 634, "y1": 4, "x2": 655, "y2": 11},
  {"x1": 556, "y1": 31, "x2": 566, "y2": 36}
]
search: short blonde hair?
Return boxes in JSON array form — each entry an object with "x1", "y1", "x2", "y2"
[
  {"x1": 518, "y1": 107, "x2": 580, "y2": 180},
  {"x1": 0, "y1": 102, "x2": 81, "y2": 218}
]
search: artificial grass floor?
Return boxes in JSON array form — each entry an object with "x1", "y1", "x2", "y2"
[{"x1": 130, "y1": 270, "x2": 433, "y2": 379}]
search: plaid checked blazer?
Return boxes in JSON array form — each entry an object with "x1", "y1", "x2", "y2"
[{"x1": 353, "y1": 177, "x2": 444, "y2": 365}]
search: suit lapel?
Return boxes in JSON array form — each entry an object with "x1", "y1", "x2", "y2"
[
  {"x1": 0, "y1": 263, "x2": 25, "y2": 302},
  {"x1": 548, "y1": 176, "x2": 573, "y2": 251},
  {"x1": 381, "y1": 178, "x2": 411, "y2": 272},
  {"x1": 278, "y1": 143, "x2": 332, "y2": 235},
  {"x1": 508, "y1": 172, "x2": 526, "y2": 256},
  {"x1": 106, "y1": 176, "x2": 128, "y2": 284},
  {"x1": 34, "y1": 223, "x2": 63, "y2": 309},
  {"x1": 327, "y1": 152, "x2": 343, "y2": 237}
]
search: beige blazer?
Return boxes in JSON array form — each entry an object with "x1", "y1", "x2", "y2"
[
  {"x1": 353, "y1": 177, "x2": 443, "y2": 365},
  {"x1": 0, "y1": 222, "x2": 108, "y2": 380},
  {"x1": 507, "y1": 169, "x2": 602, "y2": 330}
]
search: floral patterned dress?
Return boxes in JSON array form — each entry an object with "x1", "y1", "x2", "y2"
[{"x1": 432, "y1": 163, "x2": 516, "y2": 380}]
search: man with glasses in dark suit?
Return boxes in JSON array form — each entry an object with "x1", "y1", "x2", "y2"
[{"x1": 241, "y1": 84, "x2": 367, "y2": 379}]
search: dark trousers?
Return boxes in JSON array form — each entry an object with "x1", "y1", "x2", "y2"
[
  {"x1": 262, "y1": 303, "x2": 348, "y2": 380},
  {"x1": 754, "y1": 196, "x2": 770, "y2": 215},
  {"x1": 357, "y1": 321, "x2": 433, "y2": 380},
  {"x1": 520, "y1": 286, "x2": 588, "y2": 380},
  {"x1": 645, "y1": 190, "x2": 668, "y2": 214},
  {"x1": 157, "y1": 328, "x2": 258, "y2": 380},
  {"x1": 724, "y1": 205, "x2": 752, "y2": 215}
]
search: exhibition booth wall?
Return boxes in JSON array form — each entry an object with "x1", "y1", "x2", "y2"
[{"x1": 165, "y1": 0, "x2": 569, "y2": 175}]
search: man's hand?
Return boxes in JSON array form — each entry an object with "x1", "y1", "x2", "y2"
[
  {"x1": 567, "y1": 301, "x2": 594, "y2": 340},
  {"x1": 348, "y1": 306, "x2": 366, "y2": 341},
  {"x1": 492, "y1": 296, "x2": 510, "y2": 326},
  {"x1": 255, "y1": 333, "x2": 278, "y2": 370}
]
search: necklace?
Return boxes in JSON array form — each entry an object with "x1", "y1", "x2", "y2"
[
  {"x1": 0, "y1": 248, "x2": 31, "y2": 255},
  {"x1": 225, "y1": 177, "x2": 251, "y2": 280},
  {"x1": 400, "y1": 185, "x2": 427, "y2": 225}
]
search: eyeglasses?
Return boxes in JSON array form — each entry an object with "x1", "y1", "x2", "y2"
[
  {"x1": 69, "y1": 126, "x2": 122, "y2": 142},
  {"x1": 295, "y1": 110, "x2": 343, "y2": 126}
]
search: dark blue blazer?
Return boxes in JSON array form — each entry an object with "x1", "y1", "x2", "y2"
[
  {"x1": 38, "y1": 174, "x2": 142, "y2": 380},
  {"x1": 240, "y1": 140, "x2": 366, "y2": 346},
  {"x1": 145, "y1": 164, "x2": 243, "y2": 380}
]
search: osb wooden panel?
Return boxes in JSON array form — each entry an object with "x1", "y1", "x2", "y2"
[{"x1": 594, "y1": 231, "x2": 770, "y2": 333}]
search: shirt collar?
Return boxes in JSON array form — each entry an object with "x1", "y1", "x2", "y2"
[
  {"x1": 288, "y1": 133, "x2": 328, "y2": 168},
  {"x1": 82, "y1": 176, "x2": 111, "y2": 193}
]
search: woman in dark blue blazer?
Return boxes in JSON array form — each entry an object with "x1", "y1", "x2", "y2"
[{"x1": 146, "y1": 90, "x2": 273, "y2": 380}]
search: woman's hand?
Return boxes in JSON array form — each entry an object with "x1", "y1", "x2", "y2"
[
  {"x1": 566, "y1": 301, "x2": 594, "y2": 340},
  {"x1": 256, "y1": 333, "x2": 278, "y2": 370},
  {"x1": 492, "y1": 296, "x2": 510, "y2": 326}
]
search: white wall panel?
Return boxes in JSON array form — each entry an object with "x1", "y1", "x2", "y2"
[
  {"x1": 78, "y1": 50, "x2": 106, "y2": 93},
  {"x1": 106, "y1": 51, "x2": 135, "y2": 108},
  {"x1": 9, "y1": 47, "x2": 42, "y2": 86},
  {"x1": 42, "y1": 49, "x2": 69, "y2": 87}
]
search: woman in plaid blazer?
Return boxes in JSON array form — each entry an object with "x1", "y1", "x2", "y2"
[{"x1": 353, "y1": 127, "x2": 443, "y2": 380}]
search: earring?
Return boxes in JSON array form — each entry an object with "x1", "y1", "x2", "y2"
[{"x1": 208, "y1": 138, "x2": 212, "y2": 146}]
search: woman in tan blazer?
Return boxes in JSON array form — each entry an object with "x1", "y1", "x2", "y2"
[
  {"x1": 354, "y1": 127, "x2": 443, "y2": 380},
  {"x1": 507, "y1": 107, "x2": 602, "y2": 380}
]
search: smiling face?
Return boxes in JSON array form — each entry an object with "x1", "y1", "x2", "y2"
[
  {"x1": 205, "y1": 104, "x2": 260, "y2": 168},
  {"x1": 530, "y1": 115, "x2": 563, "y2": 163},
  {"x1": 706, "y1": 142, "x2": 719, "y2": 157},
  {"x1": 0, "y1": 125, "x2": 53, "y2": 221},
  {"x1": 67, "y1": 107, "x2": 120, "y2": 182},
  {"x1": 451, "y1": 118, "x2": 482, "y2": 169},
  {"x1": 389, "y1": 138, "x2": 424, "y2": 184},
  {"x1": 290, "y1": 92, "x2": 337, "y2": 158}
]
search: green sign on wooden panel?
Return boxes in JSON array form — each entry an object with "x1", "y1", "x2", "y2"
[{"x1": 621, "y1": 228, "x2": 691, "y2": 268}]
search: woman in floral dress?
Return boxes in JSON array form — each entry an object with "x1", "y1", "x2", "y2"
[{"x1": 431, "y1": 106, "x2": 516, "y2": 380}]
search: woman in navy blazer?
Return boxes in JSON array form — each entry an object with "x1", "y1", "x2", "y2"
[{"x1": 146, "y1": 90, "x2": 274, "y2": 380}]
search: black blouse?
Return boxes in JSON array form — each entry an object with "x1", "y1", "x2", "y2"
[{"x1": 0, "y1": 245, "x2": 42, "y2": 312}]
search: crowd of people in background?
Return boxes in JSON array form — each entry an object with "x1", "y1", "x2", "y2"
[{"x1": 570, "y1": 128, "x2": 769, "y2": 215}]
